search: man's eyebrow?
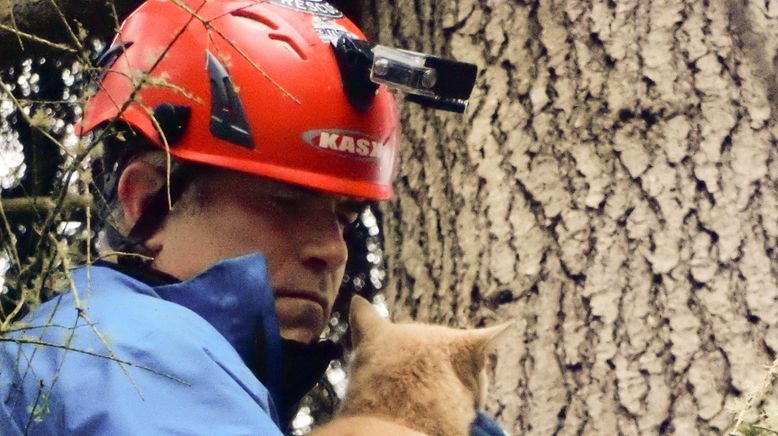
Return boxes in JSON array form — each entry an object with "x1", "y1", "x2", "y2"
[
  {"x1": 278, "y1": 185, "x2": 369, "y2": 211},
  {"x1": 338, "y1": 199, "x2": 370, "y2": 214},
  {"x1": 278, "y1": 184, "x2": 370, "y2": 213}
]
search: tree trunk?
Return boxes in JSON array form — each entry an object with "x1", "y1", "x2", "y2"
[{"x1": 366, "y1": 0, "x2": 778, "y2": 433}]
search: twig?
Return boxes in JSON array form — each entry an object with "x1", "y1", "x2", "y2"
[
  {"x1": 24, "y1": 380, "x2": 45, "y2": 433},
  {"x1": 86, "y1": 200, "x2": 91, "y2": 285},
  {"x1": 44, "y1": 0, "x2": 85, "y2": 53},
  {"x1": 3, "y1": 323, "x2": 89, "y2": 334},
  {"x1": 0, "y1": 23, "x2": 77, "y2": 53},
  {"x1": 0, "y1": 195, "x2": 91, "y2": 219},
  {"x1": 5, "y1": 0, "x2": 23, "y2": 50},
  {"x1": 23, "y1": 0, "x2": 211, "y2": 260},
  {"x1": 0, "y1": 98, "x2": 75, "y2": 104},
  {"x1": 142, "y1": 103, "x2": 174, "y2": 209},
  {"x1": 0, "y1": 79, "x2": 76, "y2": 160},
  {"x1": 0, "y1": 337, "x2": 190, "y2": 384},
  {"x1": 729, "y1": 356, "x2": 778, "y2": 434},
  {"x1": 169, "y1": 0, "x2": 301, "y2": 104},
  {"x1": 57, "y1": 249, "x2": 145, "y2": 400},
  {"x1": 90, "y1": 251, "x2": 153, "y2": 262},
  {"x1": 52, "y1": 234, "x2": 82, "y2": 309},
  {"x1": 0, "y1": 198, "x2": 24, "y2": 328}
]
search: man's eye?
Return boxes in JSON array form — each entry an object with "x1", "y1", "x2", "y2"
[
  {"x1": 268, "y1": 195, "x2": 299, "y2": 209},
  {"x1": 337, "y1": 201, "x2": 367, "y2": 227},
  {"x1": 338, "y1": 211, "x2": 359, "y2": 226}
]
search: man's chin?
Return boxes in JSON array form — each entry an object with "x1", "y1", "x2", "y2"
[
  {"x1": 275, "y1": 298, "x2": 326, "y2": 344},
  {"x1": 279, "y1": 327, "x2": 319, "y2": 344}
]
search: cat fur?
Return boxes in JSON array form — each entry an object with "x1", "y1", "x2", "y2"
[{"x1": 311, "y1": 296, "x2": 512, "y2": 436}]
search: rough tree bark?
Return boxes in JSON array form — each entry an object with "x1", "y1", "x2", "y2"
[
  {"x1": 363, "y1": 0, "x2": 778, "y2": 434},
  {"x1": 2, "y1": 0, "x2": 776, "y2": 433}
]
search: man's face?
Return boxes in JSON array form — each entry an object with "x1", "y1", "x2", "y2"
[{"x1": 149, "y1": 170, "x2": 362, "y2": 343}]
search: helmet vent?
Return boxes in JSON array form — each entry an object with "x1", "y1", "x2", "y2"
[
  {"x1": 96, "y1": 41, "x2": 134, "y2": 69},
  {"x1": 206, "y1": 51, "x2": 255, "y2": 149},
  {"x1": 231, "y1": 9, "x2": 280, "y2": 30},
  {"x1": 94, "y1": 41, "x2": 134, "y2": 82},
  {"x1": 269, "y1": 34, "x2": 307, "y2": 61}
]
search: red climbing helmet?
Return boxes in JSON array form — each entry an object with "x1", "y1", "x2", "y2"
[{"x1": 80, "y1": 0, "x2": 399, "y2": 200}]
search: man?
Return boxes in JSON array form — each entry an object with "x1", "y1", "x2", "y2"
[{"x1": 0, "y1": 0, "x2": 502, "y2": 434}]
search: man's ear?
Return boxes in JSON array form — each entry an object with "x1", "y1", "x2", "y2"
[{"x1": 116, "y1": 159, "x2": 166, "y2": 240}]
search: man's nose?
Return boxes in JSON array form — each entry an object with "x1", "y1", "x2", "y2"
[{"x1": 298, "y1": 212, "x2": 348, "y2": 272}]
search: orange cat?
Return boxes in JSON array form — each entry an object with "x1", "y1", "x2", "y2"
[{"x1": 311, "y1": 296, "x2": 512, "y2": 436}]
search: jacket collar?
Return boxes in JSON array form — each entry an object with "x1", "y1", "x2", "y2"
[
  {"x1": 152, "y1": 253, "x2": 280, "y2": 372},
  {"x1": 82, "y1": 254, "x2": 284, "y2": 404},
  {"x1": 82, "y1": 254, "x2": 343, "y2": 426}
]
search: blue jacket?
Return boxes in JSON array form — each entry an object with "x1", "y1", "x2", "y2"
[{"x1": 0, "y1": 254, "x2": 287, "y2": 435}]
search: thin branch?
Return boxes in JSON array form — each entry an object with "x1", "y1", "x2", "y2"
[
  {"x1": 85, "y1": 200, "x2": 91, "y2": 281},
  {"x1": 142, "y1": 102, "x2": 174, "y2": 209},
  {"x1": 729, "y1": 356, "x2": 778, "y2": 434},
  {"x1": 3, "y1": 323, "x2": 90, "y2": 333},
  {"x1": 34, "y1": 310, "x2": 82, "y2": 426},
  {"x1": 169, "y1": 0, "x2": 301, "y2": 105},
  {"x1": 0, "y1": 22, "x2": 77, "y2": 53},
  {"x1": 24, "y1": 380, "x2": 44, "y2": 433},
  {"x1": 0, "y1": 79, "x2": 76, "y2": 160},
  {"x1": 44, "y1": 0, "x2": 84, "y2": 53},
  {"x1": 56, "y1": 250, "x2": 144, "y2": 400},
  {"x1": 21, "y1": 0, "x2": 201, "y2": 260},
  {"x1": 0, "y1": 195, "x2": 91, "y2": 219},
  {"x1": 5, "y1": 0, "x2": 23, "y2": 50},
  {"x1": 23, "y1": 0, "x2": 211, "y2": 261},
  {"x1": 51, "y1": 234, "x2": 81, "y2": 309},
  {"x1": 107, "y1": 0, "x2": 122, "y2": 34},
  {"x1": 0, "y1": 97, "x2": 77, "y2": 104},
  {"x1": 0, "y1": 337, "x2": 190, "y2": 384},
  {"x1": 0, "y1": 0, "x2": 145, "y2": 69},
  {"x1": 0, "y1": 196, "x2": 22, "y2": 268},
  {"x1": 90, "y1": 251, "x2": 153, "y2": 262},
  {"x1": 0, "y1": 197, "x2": 24, "y2": 326}
]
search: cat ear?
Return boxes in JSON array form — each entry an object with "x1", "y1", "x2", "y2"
[
  {"x1": 450, "y1": 322, "x2": 515, "y2": 407},
  {"x1": 349, "y1": 295, "x2": 389, "y2": 347},
  {"x1": 451, "y1": 321, "x2": 515, "y2": 372},
  {"x1": 468, "y1": 321, "x2": 515, "y2": 356}
]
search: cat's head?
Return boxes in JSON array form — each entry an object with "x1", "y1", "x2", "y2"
[{"x1": 341, "y1": 296, "x2": 512, "y2": 434}]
